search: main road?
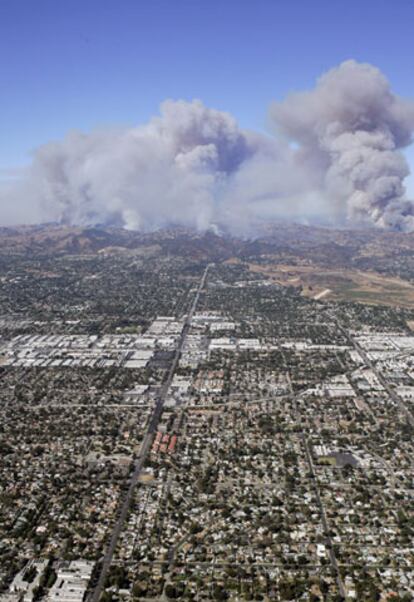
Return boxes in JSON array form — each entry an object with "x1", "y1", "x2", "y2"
[
  {"x1": 90, "y1": 264, "x2": 211, "y2": 602},
  {"x1": 328, "y1": 312, "x2": 414, "y2": 429}
]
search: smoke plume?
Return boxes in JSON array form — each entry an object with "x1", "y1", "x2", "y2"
[
  {"x1": 2, "y1": 60, "x2": 414, "y2": 233},
  {"x1": 270, "y1": 60, "x2": 414, "y2": 230}
]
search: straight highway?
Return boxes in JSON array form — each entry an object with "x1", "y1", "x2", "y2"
[
  {"x1": 90, "y1": 264, "x2": 211, "y2": 602},
  {"x1": 330, "y1": 314, "x2": 414, "y2": 429}
]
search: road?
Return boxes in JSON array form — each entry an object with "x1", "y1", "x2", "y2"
[
  {"x1": 302, "y1": 436, "x2": 346, "y2": 599},
  {"x1": 331, "y1": 314, "x2": 414, "y2": 429},
  {"x1": 281, "y1": 347, "x2": 346, "y2": 598},
  {"x1": 313, "y1": 288, "x2": 332, "y2": 300},
  {"x1": 90, "y1": 264, "x2": 211, "y2": 602}
]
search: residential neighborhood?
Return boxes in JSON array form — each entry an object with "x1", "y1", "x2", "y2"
[{"x1": 0, "y1": 241, "x2": 413, "y2": 601}]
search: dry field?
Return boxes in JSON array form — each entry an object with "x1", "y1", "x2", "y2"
[{"x1": 243, "y1": 260, "x2": 414, "y2": 309}]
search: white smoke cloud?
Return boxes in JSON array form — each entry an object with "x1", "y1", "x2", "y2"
[
  {"x1": 270, "y1": 59, "x2": 414, "y2": 231},
  {"x1": 2, "y1": 60, "x2": 414, "y2": 233},
  {"x1": 3, "y1": 100, "x2": 262, "y2": 232}
]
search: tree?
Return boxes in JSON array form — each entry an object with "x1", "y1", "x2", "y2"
[{"x1": 165, "y1": 584, "x2": 179, "y2": 599}]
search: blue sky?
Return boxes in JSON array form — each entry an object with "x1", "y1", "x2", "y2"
[{"x1": 1, "y1": 0, "x2": 414, "y2": 192}]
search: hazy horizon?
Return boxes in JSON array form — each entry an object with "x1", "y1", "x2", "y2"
[{"x1": 2, "y1": 1, "x2": 414, "y2": 233}]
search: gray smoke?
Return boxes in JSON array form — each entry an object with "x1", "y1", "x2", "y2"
[
  {"x1": 2, "y1": 60, "x2": 414, "y2": 232},
  {"x1": 20, "y1": 100, "x2": 257, "y2": 232},
  {"x1": 270, "y1": 60, "x2": 414, "y2": 230}
]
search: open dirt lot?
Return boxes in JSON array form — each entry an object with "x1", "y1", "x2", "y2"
[{"x1": 244, "y1": 261, "x2": 414, "y2": 308}]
